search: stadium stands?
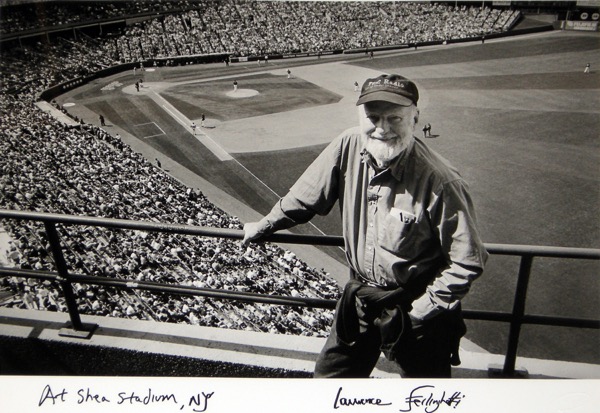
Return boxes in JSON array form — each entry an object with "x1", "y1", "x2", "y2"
[{"x1": 0, "y1": 98, "x2": 338, "y2": 335}]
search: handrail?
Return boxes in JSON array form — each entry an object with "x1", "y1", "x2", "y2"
[
  {"x1": 2, "y1": 209, "x2": 599, "y2": 257},
  {"x1": 0, "y1": 267, "x2": 337, "y2": 310},
  {"x1": 0, "y1": 209, "x2": 343, "y2": 247},
  {"x1": 1, "y1": 209, "x2": 599, "y2": 377}
]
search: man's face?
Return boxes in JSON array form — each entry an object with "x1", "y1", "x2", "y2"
[{"x1": 360, "y1": 100, "x2": 418, "y2": 167}]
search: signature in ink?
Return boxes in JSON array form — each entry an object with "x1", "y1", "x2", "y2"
[
  {"x1": 333, "y1": 386, "x2": 392, "y2": 409},
  {"x1": 399, "y1": 385, "x2": 465, "y2": 413}
]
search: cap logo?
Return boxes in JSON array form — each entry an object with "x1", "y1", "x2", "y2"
[
  {"x1": 356, "y1": 74, "x2": 419, "y2": 106},
  {"x1": 365, "y1": 79, "x2": 407, "y2": 90}
]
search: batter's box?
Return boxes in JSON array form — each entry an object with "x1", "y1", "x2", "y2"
[{"x1": 134, "y1": 122, "x2": 166, "y2": 139}]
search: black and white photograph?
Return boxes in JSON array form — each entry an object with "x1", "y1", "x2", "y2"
[{"x1": 0, "y1": 0, "x2": 598, "y2": 411}]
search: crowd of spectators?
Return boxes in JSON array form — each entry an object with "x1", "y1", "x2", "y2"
[
  {"x1": 1, "y1": 1, "x2": 518, "y2": 60},
  {"x1": 107, "y1": 1, "x2": 516, "y2": 59},
  {"x1": 0, "y1": 1, "x2": 192, "y2": 35},
  {"x1": 0, "y1": 95, "x2": 339, "y2": 336},
  {"x1": 0, "y1": 35, "x2": 116, "y2": 97},
  {"x1": 0, "y1": 1, "x2": 518, "y2": 337}
]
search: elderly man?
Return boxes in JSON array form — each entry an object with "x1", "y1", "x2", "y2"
[{"x1": 243, "y1": 74, "x2": 488, "y2": 378}]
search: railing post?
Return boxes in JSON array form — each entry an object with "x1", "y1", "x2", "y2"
[
  {"x1": 44, "y1": 222, "x2": 97, "y2": 339},
  {"x1": 496, "y1": 254, "x2": 534, "y2": 378}
]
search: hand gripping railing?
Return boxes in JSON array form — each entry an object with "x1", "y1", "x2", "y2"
[{"x1": 0, "y1": 209, "x2": 599, "y2": 377}]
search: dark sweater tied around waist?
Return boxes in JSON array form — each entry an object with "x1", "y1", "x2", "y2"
[{"x1": 335, "y1": 278, "x2": 465, "y2": 366}]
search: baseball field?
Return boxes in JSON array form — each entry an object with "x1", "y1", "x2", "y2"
[{"x1": 56, "y1": 30, "x2": 600, "y2": 365}]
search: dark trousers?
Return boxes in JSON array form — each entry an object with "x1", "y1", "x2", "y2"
[{"x1": 314, "y1": 307, "x2": 459, "y2": 378}]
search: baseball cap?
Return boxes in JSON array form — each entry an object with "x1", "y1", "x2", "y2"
[{"x1": 356, "y1": 74, "x2": 419, "y2": 107}]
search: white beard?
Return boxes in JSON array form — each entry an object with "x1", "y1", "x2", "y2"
[{"x1": 365, "y1": 135, "x2": 411, "y2": 168}]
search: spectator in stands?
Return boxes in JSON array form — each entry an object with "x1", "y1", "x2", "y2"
[{"x1": 243, "y1": 74, "x2": 488, "y2": 378}]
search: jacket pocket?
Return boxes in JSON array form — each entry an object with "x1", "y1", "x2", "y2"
[{"x1": 379, "y1": 211, "x2": 415, "y2": 253}]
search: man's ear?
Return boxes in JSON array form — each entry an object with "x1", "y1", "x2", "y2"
[{"x1": 413, "y1": 107, "x2": 420, "y2": 125}]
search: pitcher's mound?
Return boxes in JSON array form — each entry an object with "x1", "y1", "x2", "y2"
[{"x1": 226, "y1": 89, "x2": 259, "y2": 98}]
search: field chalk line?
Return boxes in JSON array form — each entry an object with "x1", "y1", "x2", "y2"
[{"x1": 149, "y1": 89, "x2": 329, "y2": 236}]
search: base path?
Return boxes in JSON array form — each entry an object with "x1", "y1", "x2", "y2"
[{"x1": 144, "y1": 85, "x2": 233, "y2": 161}]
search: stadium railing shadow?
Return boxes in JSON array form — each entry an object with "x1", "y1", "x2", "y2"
[{"x1": 1, "y1": 209, "x2": 599, "y2": 378}]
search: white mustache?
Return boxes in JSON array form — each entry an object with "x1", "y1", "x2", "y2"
[{"x1": 369, "y1": 128, "x2": 398, "y2": 141}]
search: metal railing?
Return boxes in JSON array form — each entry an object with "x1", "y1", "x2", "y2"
[{"x1": 1, "y1": 209, "x2": 599, "y2": 376}]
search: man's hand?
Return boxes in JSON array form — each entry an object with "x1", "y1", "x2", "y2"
[{"x1": 242, "y1": 221, "x2": 269, "y2": 247}]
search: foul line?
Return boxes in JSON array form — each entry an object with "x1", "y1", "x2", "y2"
[
  {"x1": 151, "y1": 90, "x2": 232, "y2": 161},
  {"x1": 143, "y1": 133, "x2": 165, "y2": 139},
  {"x1": 151, "y1": 90, "x2": 329, "y2": 237},
  {"x1": 227, "y1": 158, "x2": 329, "y2": 237}
]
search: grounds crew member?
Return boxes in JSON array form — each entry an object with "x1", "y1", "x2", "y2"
[{"x1": 243, "y1": 74, "x2": 488, "y2": 378}]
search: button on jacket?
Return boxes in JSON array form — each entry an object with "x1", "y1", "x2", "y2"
[{"x1": 259, "y1": 126, "x2": 488, "y2": 321}]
